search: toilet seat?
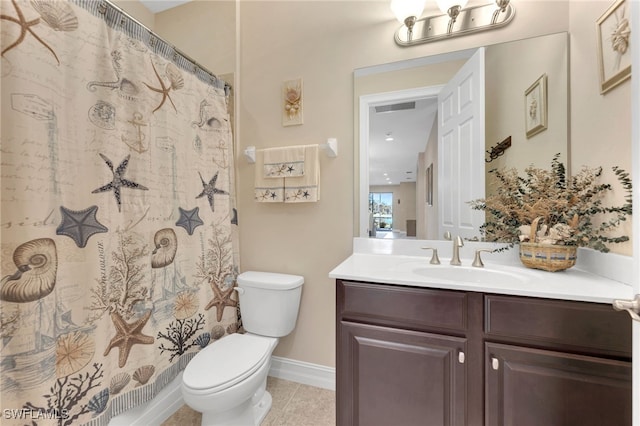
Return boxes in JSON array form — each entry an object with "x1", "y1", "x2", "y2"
[{"x1": 183, "y1": 333, "x2": 273, "y2": 393}]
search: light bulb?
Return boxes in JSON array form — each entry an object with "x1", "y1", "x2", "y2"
[
  {"x1": 436, "y1": 0, "x2": 469, "y2": 15},
  {"x1": 390, "y1": 0, "x2": 426, "y2": 23}
]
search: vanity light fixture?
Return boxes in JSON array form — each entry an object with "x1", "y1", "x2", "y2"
[{"x1": 393, "y1": 0, "x2": 515, "y2": 46}]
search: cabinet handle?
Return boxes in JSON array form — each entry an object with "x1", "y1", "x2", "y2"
[
  {"x1": 458, "y1": 351, "x2": 465, "y2": 364},
  {"x1": 612, "y1": 294, "x2": 640, "y2": 322},
  {"x1": 491, "y1": 357, "x2": 499, "y2": 370}
]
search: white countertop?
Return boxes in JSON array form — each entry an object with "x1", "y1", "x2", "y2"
[{"x1": 329, "y1": 238, "x2": 634, "y2": 304}]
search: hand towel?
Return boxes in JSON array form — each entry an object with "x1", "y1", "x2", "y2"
[
  {"x1": 254, "y1": 149, "x2": 284, "y2": 202},
  {"x1": 284, "y1": 144, "x2": 320, "y2": 203},
  {"x1": 263, "y1": 145, "x2": 306, "y2": 177}
]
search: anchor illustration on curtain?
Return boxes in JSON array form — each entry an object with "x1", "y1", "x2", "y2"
[{"x1": 0, "y1": 1, "x2": 239, "y2": 424}]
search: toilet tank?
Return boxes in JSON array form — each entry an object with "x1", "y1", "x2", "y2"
[{"x1": 237, "y1": 271, "x2": 304, "y2": 337}]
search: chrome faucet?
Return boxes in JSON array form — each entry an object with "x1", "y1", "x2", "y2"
[{"x1": 444, "y1": 232, "x2": 464, "y2": 266}]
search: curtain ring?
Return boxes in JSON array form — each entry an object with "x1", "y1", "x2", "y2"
[
  {"x1": 98, "y1": 2, "x2": 107, "y2": 14},
  {"x1": 120, "y1": 16, "x2": 126, "y2": 26}
]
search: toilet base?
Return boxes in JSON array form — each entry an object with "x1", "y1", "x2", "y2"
[
  {"x1": 199, "y1": 381, "x2": 273, "y2": 426},
  {"x1": 253, "y1": 390, "x2": 272, "y2": 425}
]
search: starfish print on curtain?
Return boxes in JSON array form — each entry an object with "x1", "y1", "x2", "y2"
[
  {"x1": 143, "y1": 60, "x2": 183, "y2": 114},
  {"x1": 196, "y1": 171, "x2": 228, "y2": 212},
  {"x1": 92, "y1": 153, "x2": 148, "y2": 212},
  {"x1": 175, "y1": 206, "x2": 204, "y2": 235},
  {"x1": 205, "y1": 283, "x2": 238, "y2": 322},
  {"x1": 1, "y1": 0, "x2": 78, "y2": 65},
  {"x1": 56, "y1": 205, "x2": 109, "y2": 248},
  {"x1": 103, "y1": 310, "x2": 155, "y2": 368}
]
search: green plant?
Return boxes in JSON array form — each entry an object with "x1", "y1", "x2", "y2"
[{"x1": 469, "y1": 154, "x2": 632, "y2": 252}]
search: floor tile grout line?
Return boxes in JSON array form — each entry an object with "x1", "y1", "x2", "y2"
[{"x1": 280, "y1": 381, "x2": 301, "y2": 412}]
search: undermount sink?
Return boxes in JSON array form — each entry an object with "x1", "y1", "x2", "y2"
[
  {"x1": 412, "y1": 266, "x2": 531, "y2": 286},
  {"x1": 392, "y1": 260, "x2": 532, "y2": 286}
]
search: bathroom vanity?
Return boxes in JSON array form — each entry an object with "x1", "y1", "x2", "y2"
[{"x1": 330, "y1": 239, "x2": 634, "y2": 426}]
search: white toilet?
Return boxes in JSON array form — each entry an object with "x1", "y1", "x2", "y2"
[{"x1": 181, "y1": 271, "x2": 304, "y2": 426}]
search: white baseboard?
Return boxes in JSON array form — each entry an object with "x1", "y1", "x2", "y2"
[
  {"x1": 109, "y1": 356, "x2": 336, "y2": 425},
  {"x1": 108, "y1": 372, "x2": 184, "y2": 426},
  {"x1": 268, "y1": 356, "x2": 336, "y2": 391}
]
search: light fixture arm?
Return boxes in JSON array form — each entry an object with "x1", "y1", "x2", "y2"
[
  {"x1": 446, "y1": 5, "x2": 462, "y2": 33},
  {"x1": 394, "y1": 0, "x2": 515, "y2": 46},
  {"x1": 491, "y1": 0, "x2": 510, "y2": 24},
  {"x1": 404, "y1": 15, "x2": 417, "y2": 40}
]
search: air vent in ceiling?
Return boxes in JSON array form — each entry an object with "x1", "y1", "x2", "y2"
[{"x1": 375, "y1": 101, "x2": 416, "y2": 113}]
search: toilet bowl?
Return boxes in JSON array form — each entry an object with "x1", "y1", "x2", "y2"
[
  {"x1": 182, "y1": 333, "x2": 278, "y2": 425},
  {"x1": 181, "y1": 271, "x2": 303, "y2": 426}
]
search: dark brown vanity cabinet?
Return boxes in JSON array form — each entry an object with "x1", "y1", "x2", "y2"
[
  {"x1": 336, "y1": 280, "x2": 632, "y2": 426},
  {"x1": 484, "y1": 295, "x2": 632, "y2": 426}
]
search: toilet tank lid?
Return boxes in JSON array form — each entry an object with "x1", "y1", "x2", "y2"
[{"x1": 238, "y1": 271, "x2": 304, "y2": 290}]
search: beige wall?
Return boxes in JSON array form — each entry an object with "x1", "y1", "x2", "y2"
[
  {"x1": 569, "y1": 0, "x2": 632, "y2": 255},
  {"x1": 112, "y1": 0, "x2": 155, "y2": 29},
  {"x1": 117, "y1": 0, "x2": 633, "y2": 369},
  {"x1": 485, "y1": 32, "x2": 569, "y2": 175},
  {"x1": 154, "y1": 1, "x2": 236, "y2": 76}
]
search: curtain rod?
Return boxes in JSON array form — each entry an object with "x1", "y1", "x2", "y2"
[{"x1": 72, "y1": 0, "x2": 231, "y2": 94}]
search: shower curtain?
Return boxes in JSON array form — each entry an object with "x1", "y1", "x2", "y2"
[{"x1": 0, "y1": 1, "x2": 239, "y2": 424}]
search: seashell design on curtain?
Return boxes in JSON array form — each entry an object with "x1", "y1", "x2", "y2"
[{"x1": 0, "y1": 0, "x2": 239, "y2": 424}]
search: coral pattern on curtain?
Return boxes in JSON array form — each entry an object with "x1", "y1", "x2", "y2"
[{"x1": 0, "y1": 0, "x2": 239, "y2": 424}]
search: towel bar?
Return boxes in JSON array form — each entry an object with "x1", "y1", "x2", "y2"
[{"x1": 244, "y1": 138, "x2": 337, "y2": 164}]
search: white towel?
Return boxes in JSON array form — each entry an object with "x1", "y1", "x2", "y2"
[
  {"x1": 263, "y1": 145, "x2": 305, "y2": 178},
  {"x1": 254, "y1": 149, "x2": 284, "y2": 202},
  {"x1": 284, "y1": 144, "x2": 320, "y2": 203}
]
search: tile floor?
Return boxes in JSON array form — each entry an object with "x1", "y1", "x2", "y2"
[{"x1": 161, "y1": 377, "x2": 335, "y2": 426}]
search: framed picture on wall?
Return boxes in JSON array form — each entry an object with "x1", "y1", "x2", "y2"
[
  {"x1": 426, "y1": 163, "x2": 433, "y2": 206},
  {"x1": 524, "y1": 74, "x2": 547, "y2": 139},
  {"x1": 596, "y1": 0, "x2": 631, "y2": 94},
  {"x1": 282, "y1": 78, "x2": 303, "y2": 126}
]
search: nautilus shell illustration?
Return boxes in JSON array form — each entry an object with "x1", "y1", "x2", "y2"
[
  {"x1": 1, "y1": 238, "x2": 58, "y2": 303},
  {"x1": 151, "y1": 228, "x2": 177, "y2": 268}
]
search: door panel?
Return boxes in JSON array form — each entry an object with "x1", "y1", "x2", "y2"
[
  {"x1": 486, "y1": 342, "x2": 632, "y2": 426},
  {"x1": 437, "y1": 47, "x2": 485, "y2": 240},
  {"x1": 339, "y1": 321, "x2": 467, "y2": 426}
]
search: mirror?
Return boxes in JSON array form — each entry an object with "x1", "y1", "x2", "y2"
[{"x1": 355, "y1": 32, "x2": 569, "y2": 240}]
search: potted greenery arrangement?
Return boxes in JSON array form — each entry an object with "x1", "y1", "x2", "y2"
[{"x1": 469, "y1": 154, "x2": 632, "y2": 271}]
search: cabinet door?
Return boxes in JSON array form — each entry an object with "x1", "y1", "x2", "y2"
[
  {"x1": 485, "y1": 342, "x2": 632, "y2": 426},
  {"x1": 338, "y1": 321, "x2": 467, "y2": 426}
]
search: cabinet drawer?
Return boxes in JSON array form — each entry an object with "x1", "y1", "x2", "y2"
[
  {"x1": 338, "y1": 280, "x2": 467, "y2": 332},
  {"x1": 485, "y1": 294, "x2": 632, "y2": 357}
]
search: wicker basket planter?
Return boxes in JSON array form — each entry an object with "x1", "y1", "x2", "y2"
[{"x1": 519, "y1": 242, "x2": 577, "y2": 272}]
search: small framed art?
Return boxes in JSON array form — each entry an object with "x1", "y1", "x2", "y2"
[
  {"x1": 282, "y1": 78, "x2": 303, "y2": 126},
  {"x1": 596, "y1": 0, "x2": 631, "y2": 94},
  {"x1": 524, "y1": 74, "x2": 547, "y2": 139}
]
